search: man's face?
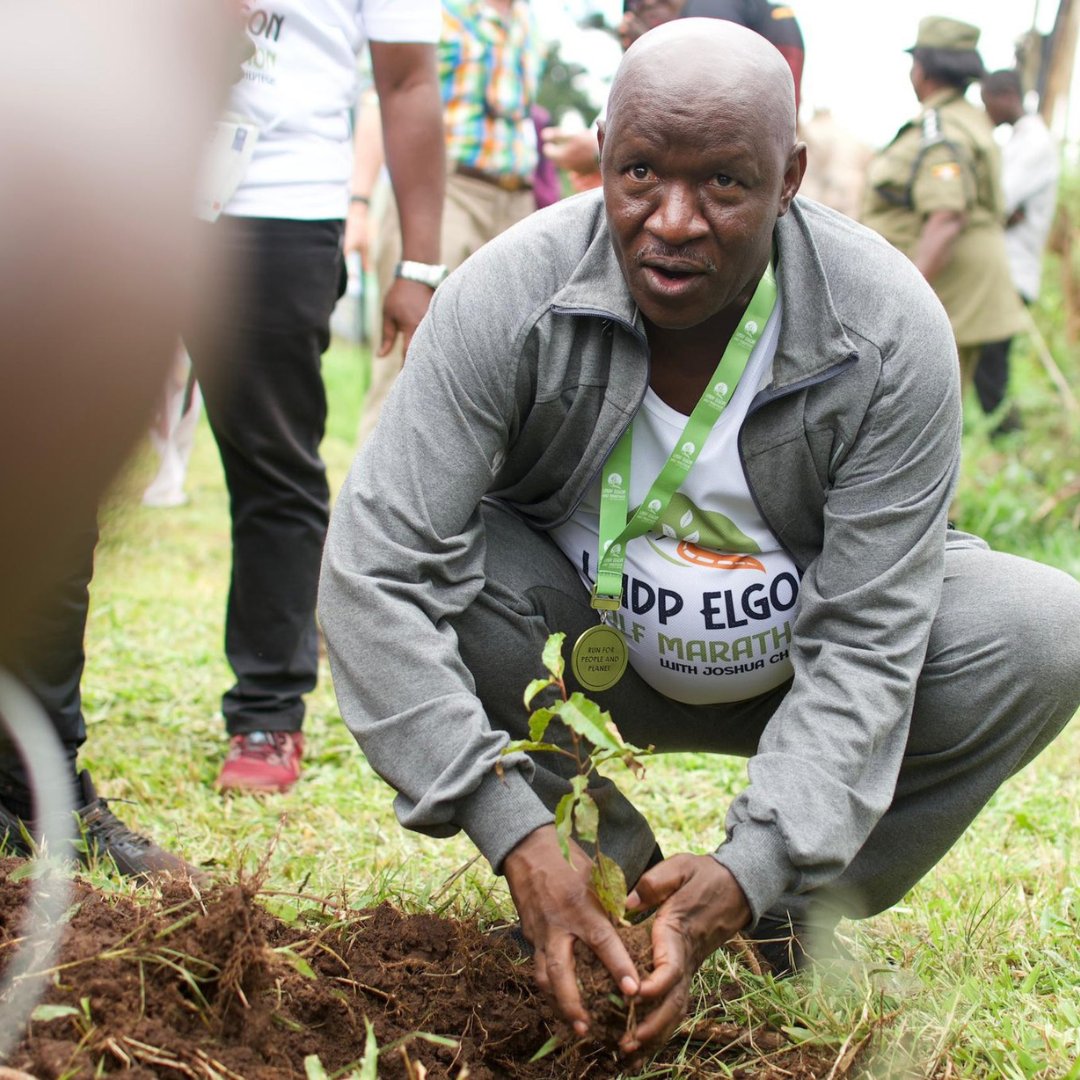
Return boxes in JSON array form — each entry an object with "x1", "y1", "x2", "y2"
[
  {"x1": 981, "y1": 88, "x2": 1017, "y2": 127},
  {"x1": 600, "y1": 91, "x2": 801, "y2": 331}
]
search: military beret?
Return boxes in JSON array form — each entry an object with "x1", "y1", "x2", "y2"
[{"x1": 907, "y1": 16, "x2": 981, "y2": 53}]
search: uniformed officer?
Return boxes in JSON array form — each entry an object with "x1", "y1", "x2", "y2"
[{"x1": 861, "y1": 16, "x2": 1025, "y2": 386}]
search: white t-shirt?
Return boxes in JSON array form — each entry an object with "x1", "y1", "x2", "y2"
[
  {"x1": 225, "y1": 0, "x2": 440, "y2": 220},
  {"x1": 552, "y1": 300, "x2": 800, "y2": 705},
  {"x1": 1001, "y1": 113, "x2": 1059, "y2": 302}
]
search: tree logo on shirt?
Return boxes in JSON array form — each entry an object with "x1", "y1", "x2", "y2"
[{"x1": 639, "y1": 493, "x2": 765, "y2": 571}]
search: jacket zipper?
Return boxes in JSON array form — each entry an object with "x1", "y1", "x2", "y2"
[{"x1": 737, "y1": 351, "x2": 859, "y2": 572}]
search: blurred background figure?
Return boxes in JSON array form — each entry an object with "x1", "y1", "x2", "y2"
[
  {"x1": 182, "y1": 1, "x2": 445, "y2": 796},
  {"x1": 356, "y1": 0, "x2": 543, "y2": 445},
  {"x1": 541, "y1": 0, "x2": 804, "y2": 188},
  {"x1": 861, "y1": 16, "x2": 1025, "y2": 398},
  {"x1": 142, "y1": 347, "x2": 203, "y2": 509},
  {"x1": 678, "y1": 0, "x2": 803, "y2": 108},
  {"x1": 0, "y1": 0, "x2": 231, "y2": 876},
  {"x1": 799, "y1": 107, "x2": 872, "y2": 220},
  {"x1": 974, "y1": 68, "x2": 1061, "y2": 434}
]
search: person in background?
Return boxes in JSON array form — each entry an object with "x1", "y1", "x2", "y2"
[
  {"x1": 974, "y1": 69, "x2": 1060, "y2": 433},
  {"x1": 542, "y1": 0, "x2": 804, "y2": 185},
  {"x1": 142, "y1": 347, "x2": 202, "y2": 509},
  {"x1": 184, "y1": 0, "x2": 445, "y2": 795},
  {"x1": 861, "y1": 17, "x2": 1025, "y2": 396},
  {"x1": 354, "y1": 0, "x2": 542, "y2": 446}
]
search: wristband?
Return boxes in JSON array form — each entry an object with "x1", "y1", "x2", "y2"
[{"x1": 349, "y1": 194, "x2": 370, "y2": 206}]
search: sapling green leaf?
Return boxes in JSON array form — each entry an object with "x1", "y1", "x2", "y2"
[
  {"x1": 591, "y1": 853, "x2": 629, "y2": 925},
  {"x1": 541, "y1": 632, "x2": 567, "y2": 680},
  {"x1": 523, "y1": 678, "x2": 555, "y2": 711},
  {"x1": 574, "y1": 790, "x2": 599, "y2": 847},
  {"x1": 551, "y1": 694, "x2": 625, "y2": 756},
  {"x1": 553, "y1": 791, "x2": 575, "y2": 861},
  {"x1": 500, "y1": 739, "x2": 563, "y2": 757},
  {"x1": 528, "y1": 706, "x2": 556, "y2": 742}
]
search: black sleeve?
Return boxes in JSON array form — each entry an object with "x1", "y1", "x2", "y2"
[{"x1": 680, "y1": 0, "x2": 804, "y2": 50}]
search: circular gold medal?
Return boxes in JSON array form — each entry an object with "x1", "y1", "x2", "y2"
[{"x1": 571, "y1": 623, "x2": 628, "y2": 692}]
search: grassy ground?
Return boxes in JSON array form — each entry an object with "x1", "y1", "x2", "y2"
[{"x1": 68, "y1": 285, "x2": 1080, "y2": 1078}]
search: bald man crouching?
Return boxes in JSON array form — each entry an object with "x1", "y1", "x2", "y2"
[{"x1": 320, "y1": 19, "x2": 1080, "y2": 1056}]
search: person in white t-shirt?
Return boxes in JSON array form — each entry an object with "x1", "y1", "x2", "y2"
[
  {"x1": 975, "y1": 69, "x2": 1060, "y2": 433},
  {"x1": 183, "y1": 0, "x2": 445, "y2": 795}
]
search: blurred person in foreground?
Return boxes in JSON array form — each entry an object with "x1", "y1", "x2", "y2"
[
  {"x1": 182, "y1": 0, "x2": 446, "y2": 795},
  {"x1": 543, "y1": 0, "x2": 804, "y2": 186},
  {"x1": 0, "y1": 1, "x2": 231, "y2": 878},
  {"x1": 319, "y1": 18, "x2": 1080, "y2": 1057},
  {"x1": 861, "y1": 17, "x2": 1025, "y2": 395},
  {"x1": 353, "y1": 0, "x2": 543, "y2": 446},
  {"x1": 973, "y1": 68, "x2": 1060, "y2": 434}
]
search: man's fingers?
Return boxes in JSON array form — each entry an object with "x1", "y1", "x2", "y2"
[
  {"x1": 635, "y1": 916, "x2": 686, "y2": 999},
  {"x1": 621, "y1": 977, "x2": 690, "y2": 1054},
  {"x1": 542, "y1": 934, "x2": 590, "y2": 1036},
  {"x1": 627, "y1": 858, "x2": 687, "y2": 911},
  {"x1": 586, "y1": 921, "x2": 640, "y2": 1000},
  {"x1": 378, "y1": 319, "x2": 398, "y2": 357}
]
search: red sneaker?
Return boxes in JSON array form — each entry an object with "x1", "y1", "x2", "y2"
[{"x1": 216, "y1": 731, "x2": 304, "y2": 794}]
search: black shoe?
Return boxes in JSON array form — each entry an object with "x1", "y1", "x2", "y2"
[
  {"x1": 487, "y1": 921, "x2": 534, "y2": 959},
  {"x1": 0, "y1": 797, "x2": 31, "y2": 855},
  {"x1": 746, "y1": 915, "x2": 848, "y2": 978},
  {"x1": 73, "y1": 771, "x2": 201, "y2": 881}
]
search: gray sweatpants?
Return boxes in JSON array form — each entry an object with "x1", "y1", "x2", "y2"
[{"x1": 450, "y1": 503, "x2": 1080, "y2": 927}]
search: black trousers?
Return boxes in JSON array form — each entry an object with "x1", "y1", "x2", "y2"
[
  {"x1": 186, "y1": 216, "x2": 346, "y2": 735},
  {"x1": 973, "y1": 337, "x2": 1013, "y2": 415},
  {"x1": 0, "y1": 521, "x2": 96, "y2": 809}
]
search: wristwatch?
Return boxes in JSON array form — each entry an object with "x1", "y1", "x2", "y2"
[{"x1": 394, "y1": 260, "x2": 448, "y2": 289}]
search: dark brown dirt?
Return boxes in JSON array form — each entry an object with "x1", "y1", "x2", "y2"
[
  {"x1": 573, "y1": 919, "x2": 654, "y2": 1048},
  {"x1": 0, "y1": 859, "x2": 845, "y2": 1078}
]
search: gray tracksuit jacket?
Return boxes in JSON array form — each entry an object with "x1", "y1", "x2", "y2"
[{"x1": 319, "y1": 189, "x2": 962, "y2": 922}]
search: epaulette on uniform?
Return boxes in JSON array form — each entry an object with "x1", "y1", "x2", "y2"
[{"x1": 920, "y1": 108, "x2": 946, "y2": 148}]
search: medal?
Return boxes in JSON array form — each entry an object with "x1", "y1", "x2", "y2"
[{"x1": 571, "y1": 622, "x2": 628, "y2": 692}]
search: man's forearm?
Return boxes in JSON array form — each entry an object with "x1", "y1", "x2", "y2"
[
  {"x1": 371, "y1": 42, "x2": 444, "y2": 265},
  {"x1": 349, "y1": 89, "x2": 384, "y2": 201},
  {"x1": 915, "y1": 210, "x2": 965, "y2": 284}
]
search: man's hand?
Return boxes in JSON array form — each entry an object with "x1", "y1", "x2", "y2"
[
  {"x1": 540, "y1": 127, "x2": 600, "y2": 176},
  {"x1": 344, "y1": 200, "x2": 370, "y2": 269},
  {"x1": 503, "y1": 825, "x2": 641, "y2": 1038},
  {"x1": 379, "y1": 278, "x2": 433, "y2": 358},
  {"x1": 620, "y1": 855, "x2": 751, "y2": 1056}
]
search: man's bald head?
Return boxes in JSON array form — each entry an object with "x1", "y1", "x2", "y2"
[{"x1": 606, "y1": 18, "x2": 796, "y2": 157}]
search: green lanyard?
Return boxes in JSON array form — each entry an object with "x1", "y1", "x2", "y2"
[{"x1": 591, "y1": 264, "x2": 777, "y2": 610}]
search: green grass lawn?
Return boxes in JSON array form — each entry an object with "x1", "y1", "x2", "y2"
[{"x1": 71, "y1": 296, "x2": 1080, "y2": 1078}]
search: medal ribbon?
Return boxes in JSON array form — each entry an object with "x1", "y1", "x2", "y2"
[{"x1": 591, "y1": 264, "x2": 777, "y2": 610}]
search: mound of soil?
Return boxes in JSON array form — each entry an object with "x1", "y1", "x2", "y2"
[{"x1": 0, "y1": 859, "x2": 840, "y2": 1078}]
